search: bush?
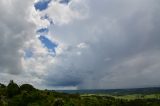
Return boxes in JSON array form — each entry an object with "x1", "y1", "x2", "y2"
[{"x1": 54, "y1": 98, "x2": 64, "y2": 106}]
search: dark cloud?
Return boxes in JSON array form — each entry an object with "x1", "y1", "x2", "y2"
[
  {"x1": 45, "y1": 74, "x2": 81, "y2": 86},
  {"x1": 44, "y1": 0, "x2": 160, "y2": 89}
]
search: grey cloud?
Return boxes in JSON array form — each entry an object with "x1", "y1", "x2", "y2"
[
  {"x1": 0, "y1": 0, "x2": 35, "y2": 74},
  {"x1": 98, "y1": 51, "x2": 160, "y2": 89},
  {"x1": 0, "y1": 0, "x2": 160, "y2": 89},
  {"x1": 45, "y1": 0, "x2": 160, "y2": 89}
]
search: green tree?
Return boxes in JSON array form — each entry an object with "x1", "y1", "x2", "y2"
[
  {"x1": 7, "y1": 80, "x2": 20, "y2": 98},
  {"x1": 0, "y1": 83, "x2": 6, "y2": 88},
  {"x1": 20, "y1": 84, "x2": 35, "y2": 92}
]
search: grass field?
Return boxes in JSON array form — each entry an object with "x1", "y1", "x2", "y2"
[{"x1": 81, "y1": 93, "x2": 160, "y2": 100}]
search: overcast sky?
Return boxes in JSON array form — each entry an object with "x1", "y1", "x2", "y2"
[{"x1": 0, "y1": 0, "x2": 160, "y2": 89}]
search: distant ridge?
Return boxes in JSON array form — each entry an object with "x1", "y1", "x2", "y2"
[{"x1": 56, "y1": 87, "x2": 160, "y2": 95}]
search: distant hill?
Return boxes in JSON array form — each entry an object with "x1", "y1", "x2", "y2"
[{"x1": 56, "y1": 87, "x2": 160, "y2": 95}]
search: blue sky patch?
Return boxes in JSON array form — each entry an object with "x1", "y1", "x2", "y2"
[
  {"x1": 41, "y1": 14, "x2": 54, "y2": 25},
  {"x1": 34, "y1": 0, "x2": 51, "y2": 11},
  {"x1": 37, "y1": 28, "x2": 49, "y2": 34},
  {"x1": 39, "y1": 35, "x2": 58, "y2": 53},
  {"x1": 59, "y1": 0, "x2": 71, "y2": 5},
  {"x1": 24, "y1": 49, "x2": 33, "y2": 59}
]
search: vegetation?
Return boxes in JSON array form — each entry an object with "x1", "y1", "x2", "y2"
[{"x1": 0, "y1": 81, "x2": 160, "y2": 106}]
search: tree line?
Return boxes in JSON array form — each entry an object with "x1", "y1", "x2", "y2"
[{"x1": 0, "y1": 80, "x2": 160, "y2": 106}]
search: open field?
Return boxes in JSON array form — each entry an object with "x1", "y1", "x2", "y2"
[{"x1": 81, "y1": 93, "x2": 160, "y2": 100}]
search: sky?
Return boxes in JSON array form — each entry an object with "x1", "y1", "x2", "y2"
[{"x1": 0, "y1": 0, "x2": 160, "y2": 90}]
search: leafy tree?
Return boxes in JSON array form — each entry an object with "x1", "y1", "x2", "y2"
[
  {"x1": 0, "y1": 83, "x2": 6, "y2": 88},
  {"x1": 20, "y1": 84, "x2": 35, "y2": 92},
  {"x1": 7, "y1": 80, "x2": 20, "y2": 98},
  {"x1": 0, "y1": 83, "x2": 7, "y2": 96}
]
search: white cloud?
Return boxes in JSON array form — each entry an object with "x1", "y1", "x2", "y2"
[
  {"x1": 0, "y1": 0, "x2": 35, "y2": 74},
  {"x1": 37, "y1": 0, "x2": 89, "y2": 25},
  {"x1": 0, "y1": 0, "x2": 52, "y2": 87},
  {"x1": 0, "y1": 0, "x2": 160, "y2": 89},
  {"x1": 77, "y1": 42, "x2": 89, "y2": 49}
]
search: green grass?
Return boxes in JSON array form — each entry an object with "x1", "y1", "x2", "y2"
[{"x1": 81, "y1": 93, "x2": 160, "y2": 100}]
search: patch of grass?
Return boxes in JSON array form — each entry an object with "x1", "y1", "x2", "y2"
[{"x1": 81, "y1": 93, "x2": 160, "y2": 100}]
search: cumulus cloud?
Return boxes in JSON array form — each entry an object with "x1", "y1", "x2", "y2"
[
  {"x1": 0, "y1": 0, "x2": 51, "y2": 87},
  {"x1": 0, "y1": 0, "x2": 160, "y2": 89},
  {"x1": 0, "y1": 0, "x2": 35, "y2": 74},
  {"x1": 36, "y1": 0, "x2": 89, "y2": 25}
]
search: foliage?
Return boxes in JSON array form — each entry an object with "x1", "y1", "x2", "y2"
[
  {"x1": 0, "y1": 81, "x2": 160, "y2": 106},
  {"x1": 0, "y1": 83, "x2": 6, "y2": 88},
  {"x1": 20, "y1": 84, "x2": 35, "y2": 92},
  {"x1": 7, "y1": 80, "x2": 20, "y2": 98}
]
